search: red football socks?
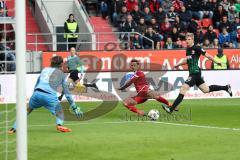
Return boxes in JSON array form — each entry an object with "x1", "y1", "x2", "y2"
[
  {"x1": 126, "y1": 105, "x2": 145, "y2": 116},
  {"x1": 157, "y1": 96, "x2": 169, "y2": 105}
]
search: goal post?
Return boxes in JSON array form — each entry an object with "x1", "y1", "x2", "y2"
[{"x1": 16, "y1": 0, "x2": 27, "y2": 160}]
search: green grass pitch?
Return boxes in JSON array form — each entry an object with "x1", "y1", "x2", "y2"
[{"x1": 1, "y1": 98, "x2": 240, "y2": 160}]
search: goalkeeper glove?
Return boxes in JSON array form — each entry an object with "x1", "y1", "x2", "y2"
[
  {"x1": 71, "y1": 103, "x2": 83, "y2": 118},
  {"x1": 75, "y1": 82, "x2": 87, "y2": 93}
]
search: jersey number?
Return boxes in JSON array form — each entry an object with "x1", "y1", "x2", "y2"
[{"x1": 186, "y1": 76, "x2": 192, "y2": 82}]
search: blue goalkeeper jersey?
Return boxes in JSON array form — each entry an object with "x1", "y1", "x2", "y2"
[{"x1": 34, "y1": 67, "x2": 74, "y2": 104}]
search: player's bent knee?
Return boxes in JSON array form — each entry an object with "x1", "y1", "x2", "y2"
[
  {"x1": 123, "y1": 98, "x2": 136, "y2": 107},
  {"x1": 180, "y1": 84, "x2": 190, "y2": 95},
  {"x1": 154, "y1": 96, "x2": 160, "y2": 100},
  {"x1": 199, "y1": 84, "x2": 210, "y2": 93},
  {"x1": 123, "y1": 99, "x2": 130, "y2": 107}
]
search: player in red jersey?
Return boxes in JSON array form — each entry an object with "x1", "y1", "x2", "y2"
[{"x1": 118, "y1": 59, "x2": 171, "y2": 116}]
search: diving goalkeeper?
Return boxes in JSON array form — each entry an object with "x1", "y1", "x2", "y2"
[
  {"x1": 58, "y1": 47, "x2": 98, "y2": 101},
  {"x1": 9, "y1": 56, "x2": 82, "y2": 133}
]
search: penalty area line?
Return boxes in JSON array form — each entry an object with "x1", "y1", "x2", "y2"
[
  {"x1": 146, "y1": 121, "x2": 240, "y2": 131},
  {"x1": 27, "y1": 121, "x2": 240, "y2": 132}
]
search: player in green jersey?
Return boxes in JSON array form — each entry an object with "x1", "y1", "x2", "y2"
[{"x1": 162, "y1": 33, "x2": 232, "y2": 113}]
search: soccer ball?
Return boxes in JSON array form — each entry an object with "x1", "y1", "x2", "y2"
[{"x1": 148, "y1": 109, "x2": 160, "y2": 121}]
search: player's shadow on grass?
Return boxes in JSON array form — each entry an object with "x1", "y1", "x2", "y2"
[{"x1": 61, "y1": 92, "x2": 119, "y2": 121}]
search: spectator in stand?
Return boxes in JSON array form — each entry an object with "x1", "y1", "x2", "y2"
[
  {"x1": 218, "y1": 15, "x2": 232, "y2": 33},
  {"x1": 230, "y1": 26, "x2": 238, "y2": 48},
  {"x1": 164, "y1": 37, "x2": 176, "y2": 49},
  {"x1": 211, "y1": 0, "x2": 218, "y2": 11},
  {"x1": 234, "y1": 0, "x2": 240, "y2": 13},
  {"x1": 202, "y1": 39, "x2": 213, "y2": 48},
  {"x1": 188, "y1": 19, "x2": 199, "y2": 34},
  {"x1": 213, "y1": 38, "x2": 220, "y2": 48},
  {"x1": 185, "y1": 0, "x2": 203, "y2": 20},
  {"x1": 178, "y1": 6, "x2": 192, "y2": 27},
  {"x1": 219, "y1": 27, "x2": 231, "y2": 47},
  {"x1": 137, "y1": 17, "x2": 147, "y2": 35},
  {"x1": 212, "y1": 5, "x2": 228, "y2": 28},
  {"x1": 220, "y1": 0, "x2": 230, "y2": 12},
  {"x1": 126, "y1": 0, "x2": 138, "y2": 12},
  {"x1": 0, "y1": 41, "x2": 16, "y2": 72},
  {"x1": 173, "y1": 15, "x2": 187, "y2": 34},
  {"x1": 117, "y1": 6, "x2": 129, "y2": 25},
  {"x1": 154, "y1": 7, "x2": 166, "y2": 24},
  {"x1": 228, "y1": 42, "x2": 234, "y2": 48},
  {"x1": 204, "y1": 24, "x2": 217, "y2": 44},
  {"x1": 131, "y1": 5, "x2": 143, "y2": 23},
  {"x1": 174, "y1": 37, "x2": 183, "y2": 48},
  {"x1": 122, "y1": 14, "x2": 138, "y2": 32},
  {"x1": 167, "y1": 6, "x2": 178, "y2": 24},
  {"x1": 161, "y1": 0, "x2": 172, "y2": 12},
  {"x1": 120, "y1": 14, "x2": 137, "y2": 42},
  {"x1": 122, "y1": 0, "x2": 127, "y2": 6},
  {"x1": 172, "y1": 0, "x2": 184, "y2": 12},
  {"x1": 236, "y1": 26, "x2": 240, "y2": 47},
  {"x1": 169, "y1": 26, "x2": 180, "y2": 43},
  {"x1": 100, "y1": 0, "x2": 109, "y2": 19},
  {"x1": 131, "y1": 33, "x2": 143, "y2": 49},
  {"x1": 142, "y1": 7, "x2": 153, "y2": 25},
  {"x1": 0, "y1": 0, "x2": 7, "y2": 17},
  {"x1": 109, "y1": 0, "x2": 124, "y2": 26},
  {"x1": 139, "y1": 0, "x2": 149, "y2": 11},
  {"x1": 143, "y1": 26, "x2": 159, "y2": 49},
  {"x1": 150, "y1": 17, "x2": 159, "y2": 33},
  {"x1": 201, "y1": 0, "x2": 214, "y2": 18},
  {"x1": 194, "y1": 26, "x2": 204, "y2": 45},
  {"x1": 149, "y1": 0, "x2": 160, "y2": 13},
  {"x1": 150, "y1": 17, "x2": 164, "y2": 41},
  {"x1": 228, "y1": 5, "x2": 239, "y2": 23},
  {"x1": 232, "y1": 17, "x2": 240, "y2": 31},
  {"x1": 64, "y1": 14, "x2": 79, "y2": 50},
  {"x1": 160, "y1": 17, "x2": 172, "y2": 39}
]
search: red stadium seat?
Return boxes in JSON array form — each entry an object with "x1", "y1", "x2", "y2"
[
  {"x1": 160, "y1": 41, "x2": 165, "y2": 49},
  {"x1": 195, "y1": 20, "x2": 202, "y2": 27},
  {"x1": 202, "y1": 18, "x2": 213, "y2": 28},
  {"x1": 214, "y1": 29, "x2": 220, "y2": 36}
]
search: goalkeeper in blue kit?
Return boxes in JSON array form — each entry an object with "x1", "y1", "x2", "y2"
[
  {"x1": 58, "y1": 47, "x2": 98, "y2": 101},
  {"x1": 8, "y1": 56, "x2": 82, "y2": 133}
]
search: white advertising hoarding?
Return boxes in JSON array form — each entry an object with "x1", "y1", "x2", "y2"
[{"x1": 0, "y1": 70, "x2": 239, "y2": 103}]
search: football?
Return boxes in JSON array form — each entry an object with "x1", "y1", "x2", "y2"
[{"x1": 148, "y1": 109, "x2": 160, "y2": 121}]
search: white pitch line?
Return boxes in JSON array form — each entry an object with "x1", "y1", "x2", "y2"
[
  {"x1": 146, "y1": 121, "x2": 240, "y2": 131},
  {"x1": 26, "y1": 121, "x2": 240, "y2": 132}
]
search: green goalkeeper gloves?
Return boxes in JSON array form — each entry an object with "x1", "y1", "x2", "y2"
[{"x1": 70, "y1": 103, "x2": 83, "y2": 118}]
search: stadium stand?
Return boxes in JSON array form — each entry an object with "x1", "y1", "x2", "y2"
[
  {"x1": 89, "y1": 17, "x2": 118, "y2": 50},
  {"x1": 87, "y1": 0, "x2": 240, "y2": 50},
  {"x1": 1, "y1": 0, "x2": 239, "y2": 52},
  {"x1": 5, "y1": 0, "x2": 47, "y2": 51}
]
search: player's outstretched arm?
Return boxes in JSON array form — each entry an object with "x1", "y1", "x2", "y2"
[
  {"x1": 173, "y1": 58, "x2": 187, "y2": 69},
  {"x1": 118, "y1": 79, "x2": 133, "y2": 90},
  {"x1": 204, "y1": 53, "x2": 222, "y2": 66}
]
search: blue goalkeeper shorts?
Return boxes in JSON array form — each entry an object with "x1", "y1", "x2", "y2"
[{"x1": 29, "y1": 90, "x2": 62, "y2": 115}]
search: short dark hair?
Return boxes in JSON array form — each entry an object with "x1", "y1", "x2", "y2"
[
  {"x1": 51, "y1": 56, "x2": 63, "y2": 68},
  {"x1": 130, "y1": 59, "x2": 139, "y2": 64},
  {"x1": 69, "y1": 13, "x2": 74, "y2": 18}
]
